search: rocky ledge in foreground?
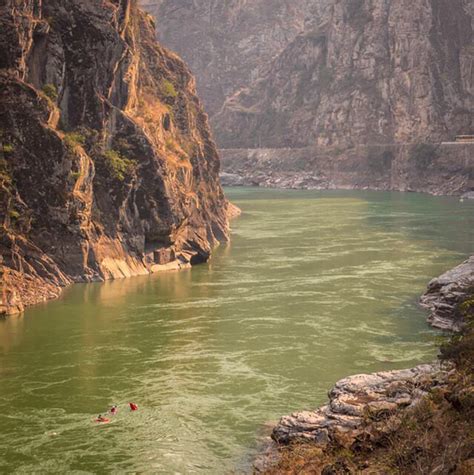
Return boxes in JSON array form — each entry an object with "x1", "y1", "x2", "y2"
[
  {"x1": 421, "y1": 257, "x2": 474, "y2": 331},
  {"x1": 272, "y1": 364, "x2": 449, "y2": 447},
  {"x1": 267, "y1": 258, "x2": 474, "y2": 470}
]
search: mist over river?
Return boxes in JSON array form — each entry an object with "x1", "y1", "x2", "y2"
[{"x1": 1, "y1": 188, "x2": 473, "y2": 474}]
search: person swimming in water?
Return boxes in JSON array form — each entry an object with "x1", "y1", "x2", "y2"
[
  {"x1": 110, "y1": 405, "x2": 118, "y2": 415},
  {"x1": 129, "y1": 402, "x2": 138, "y2": 411},
  {"x1": 96, "y1": 414, "x2": 110, "y2": 423}
]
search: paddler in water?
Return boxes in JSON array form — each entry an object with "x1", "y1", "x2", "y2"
[
  {"x1": 95, "y1": 414, "x2": 110, "y2": 423},
  {"x1": 129, "y1": 402, "x2": 138, "y2": 411},
  {"x1": 110, "y1": 405, "x2": 118, "y2": 415}
]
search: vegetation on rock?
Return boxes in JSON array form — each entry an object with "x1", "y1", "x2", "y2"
[
  {"x1": 102, "y1": 150, "x2": 136, "y2": 182},
  {"x1": 41, "y1": 83, "x2": 58, "y2": 101},
  {"x1": 63, "y1": 132, "x2": 86, "y2": 149},
  {"x1": 160, "y1": 79, "x2": 178, "y2": 98}
]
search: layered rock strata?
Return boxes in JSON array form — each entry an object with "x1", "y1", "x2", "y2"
[
  {"x1": 0, "y1": 0, "x2": 230, "y2": 315},
  {"x1": 272, "y1": 364, "x2": 449, "y2": 446}
]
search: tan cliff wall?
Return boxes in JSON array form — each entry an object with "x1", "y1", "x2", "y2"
[
  {"x1": 0, "y1": 0, "x2": 230, "y2": 315},
  {"x1": 144, "y1": 0, "x2": 473, "y2": 195}
]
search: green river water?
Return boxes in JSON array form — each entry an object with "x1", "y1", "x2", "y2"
[{"x1": 1, "y1": 188, "x2": 473, "y2": 474}]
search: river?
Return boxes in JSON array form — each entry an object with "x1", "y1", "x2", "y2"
[{"x1": 1, "y1": 188, "x2": 473, "y2": 473}]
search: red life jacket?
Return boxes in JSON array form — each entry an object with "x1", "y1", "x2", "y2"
[{"x1": 129, "y1": 403, "x2": 138, "y2": 411}]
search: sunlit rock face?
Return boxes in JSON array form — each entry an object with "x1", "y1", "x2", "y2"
[{"x1": 0, "y1": 0, "x2": 230, "y2": 315}]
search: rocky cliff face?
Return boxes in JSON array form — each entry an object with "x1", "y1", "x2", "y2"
[
  {"x1": 215, "y1": 0, "x2": 474, "y2": 149},
  {"x1": 145, "y1": 0, "x2": 474, "y2": 195},
  {"x1": 0, "y1": 0, "x2": 230, "y2": 315},
  {"x1": 140, "y1": 0, "x2": 321, "y2": 119}
]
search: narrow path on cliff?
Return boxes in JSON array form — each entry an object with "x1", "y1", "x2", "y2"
[{"x1": 0, "y1": 188, "x2": 473, "y2": 474}]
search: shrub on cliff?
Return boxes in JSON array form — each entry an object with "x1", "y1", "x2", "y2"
[
  {"x1": 41, "y1": 84, "x2": 58, "y2": 102},
  {"x1": 440, "y1": 289, "x2": 474, "y2": 373},
  {"x1": 102, "y1": 150, "x2": 136, "y2": 182},
  {"x1": 411, "y1": 143, "x2": 439, "y2": 169},
  {"x1": 64, "y1": 132, "x2": 86, "y2": 150},
  {"x1": 0, "y1": 162, "x2": 12, "y2": 188},
  {"x1": 160, "y1": 79, "x2": 178, "y2": 99},
  {"x1": 367, "y1": 148, "x2": 394, "y2": 173}
]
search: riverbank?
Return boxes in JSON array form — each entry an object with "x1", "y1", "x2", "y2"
[
  {"x1": 221, "y1": 144, "x2": 474, "y2": 196},
  {"x1": 0, "y1": 202, "x2": 241, "y2": 317},
  {"x1": 260, "y1": 256, "x2": 474, "y2": 474}
]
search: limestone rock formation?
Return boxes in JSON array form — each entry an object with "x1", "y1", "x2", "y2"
[
  {"x1": 272, "y1": 364, "x2": 449, "y2": 446},
  {"x1": 421, "y1": 256, "x2": 474, "y2": 331},
  {"x1": 0, "y1": 0, "x2": 230, "y2": 315}
]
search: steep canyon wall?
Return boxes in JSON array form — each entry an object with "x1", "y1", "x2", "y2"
[
  {"x1": 0, "y1": 0, "x2": 230, "y2": 315},
  {"x1": 144, "y1": 0, "x2": 474, "y2": 194}
]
